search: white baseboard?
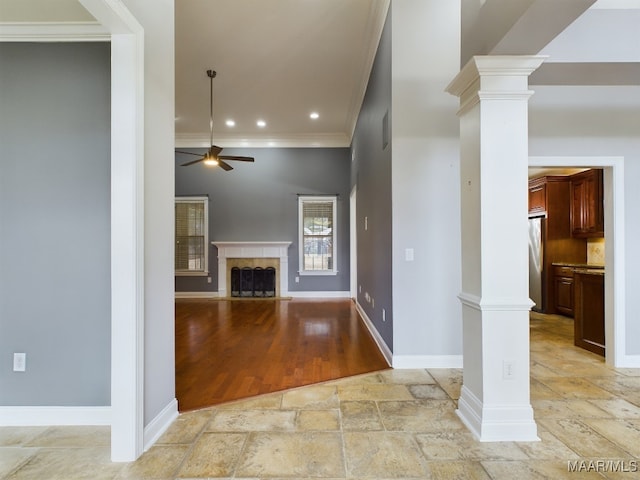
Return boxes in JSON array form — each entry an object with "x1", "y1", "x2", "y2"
[
  {"x1": 289, "y1": 291, "x2": 351, "y2": 298},
  {"x1": 175, "y1": 291, "x2": 219, "y2": 299},
  {"x1": 355, "y1": 301, "x2": 392, "y2": 366},
  {"x1": 457, "y1": 385, "x2": 540, "y2": 442},
  {"x1": 143, "y1": 398, "x2": 178, "y2": 452},
  {"x1": 392, "y1": 355, "x2": 463, "y2": 369},
  {"x1": 0, "y1": 406, "x2": 111, "y2": 426},
  {"x1": 618, "y1": 355, "x2": 640, "y2": 368}
]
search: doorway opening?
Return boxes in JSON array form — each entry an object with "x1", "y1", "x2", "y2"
[{"x1": 529, "y1": 156, "x2": 626, "y2": 367}]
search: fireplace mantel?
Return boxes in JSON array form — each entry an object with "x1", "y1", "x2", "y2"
[{"x1": 212, "y1": 241, "x2": 292, "y2": 297}]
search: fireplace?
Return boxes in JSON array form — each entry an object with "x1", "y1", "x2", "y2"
[
  {"x1": 231, "y1": 266, "x2": 276, "y2": 297},
  {"x1": 212, "y1": 242, "x2": 292, "y2": 297}
]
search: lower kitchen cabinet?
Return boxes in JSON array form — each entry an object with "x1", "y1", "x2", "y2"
[
  {"x1": 574, "y1": 270, "x2": 605, "y2": 357},
  {"x1": 553, "y1": 266, "x2": 575, "y2": 317}
]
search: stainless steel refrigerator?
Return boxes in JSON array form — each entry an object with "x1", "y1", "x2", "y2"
[{"x1": 528, "y1": 216, "x2": 544, "y2": 312}]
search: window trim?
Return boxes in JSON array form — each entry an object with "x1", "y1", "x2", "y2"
[
  {"x1": 298, "y1": 195, "x2": 338, "y2": 276},
  {"x1": 175, "y1": 196, "x2": 209, "y2": 277}
]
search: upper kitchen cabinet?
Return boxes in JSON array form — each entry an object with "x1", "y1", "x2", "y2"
[
  {"x1": 527, "y1": 175, "x2": 586, "y2": 314},
  {"x1": 570, "y1": 169, "x2": 604, "y2": 238},
  {"x1": 528, "y1": 177, "x2": 547, "y2": 215}
]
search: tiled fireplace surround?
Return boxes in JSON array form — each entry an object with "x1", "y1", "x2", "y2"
[{"x1": 212, "y1": 241, "x2": 292, "y2": 298}]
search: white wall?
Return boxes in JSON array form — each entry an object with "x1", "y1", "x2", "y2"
[
  {"x1": 529, "y1": 85, "x2": 640, "y2": 355},
  {"x1": 120, "y1": 0, "x2": 176, "y2": 427},
  {"x1": 390, "y1": 0, "x2": 463, "y2": 365}
]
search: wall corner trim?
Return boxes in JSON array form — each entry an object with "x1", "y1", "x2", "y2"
[
  {"x1": 355, "y1": 301, "x2": 392, "y2": 366},
  {"x1": 143, "y1": 399, "x2": 178, "y2": 452}
]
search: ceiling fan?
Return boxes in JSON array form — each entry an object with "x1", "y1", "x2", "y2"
[{"x1": 176, "y1": 69, "x2": 255, "y2": 171}]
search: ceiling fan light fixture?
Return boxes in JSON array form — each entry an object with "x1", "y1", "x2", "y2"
[
  {"x1": 203, "y1": 155, "x2": 219, "y2": 166},
  {"x1": 177, "y1": 69, "x2": 255, "y2": 170}
]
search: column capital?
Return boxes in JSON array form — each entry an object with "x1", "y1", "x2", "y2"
[{"x1": 446, "y1": 55, "x2": 547, "y2": 114}]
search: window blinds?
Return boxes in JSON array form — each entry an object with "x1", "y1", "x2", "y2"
[{"x1": 175, "y1": 201, "x2": 206, "y2": 271}]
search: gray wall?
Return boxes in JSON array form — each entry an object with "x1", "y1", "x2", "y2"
[
  {"x1": 350, "y1": 9, "x2": 393, "y2": 351},
  {"x1": 0, "y1": 43, "x2": 111, "y2": 406},
  {"x1": 175, "y1": 147, "x2": 351, "y2": 293}
]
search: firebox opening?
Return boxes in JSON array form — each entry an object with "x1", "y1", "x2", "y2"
[{"x1": 231, "y1": 266, "x2": 276, "y2": 297}]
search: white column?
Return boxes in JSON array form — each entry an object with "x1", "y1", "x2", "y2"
[
  {"x1": 217, "y1": 257, "x2": 228, "y2": 297},
  {"x1": 446, "y1": 56, "x2": 545, "y2": 442},
  {"x1": 80, "y1": 0, "x2": 146, "y2": 461}
]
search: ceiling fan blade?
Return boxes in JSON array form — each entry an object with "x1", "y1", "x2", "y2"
[
  {"x1": 176, "y1": 150, "x2": 205, "y2": 157},
  {"x1": 180, "y1": 157, "x2": 206, "y2": 167},
  {"x1": 210, "y1": 145, "x2": 223, "y2": 156},
  {"x1": 218, "y1": 155, "x2": 255, "y2": 162},
  {"x1": 217, "y1": 160, "x2": 234, "y2": 171}
]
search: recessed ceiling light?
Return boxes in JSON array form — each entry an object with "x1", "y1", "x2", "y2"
[
  {"x1": 225, "y1": 119, "x2": 235, "y2": 127},
  {"x1": 310, "y1": 112, "x2": 319, "y2": 119},
  {"x1": 256, "y1": 119, "x2": 266, "y2": 128}
]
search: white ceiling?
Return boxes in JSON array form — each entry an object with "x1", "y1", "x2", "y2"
[
  {"x1": 0, "y1": 0, "x2": 95, "y2": 22},
  {"x1": 175, "y1": 0, "x2": 388, "y2": 148},
  {"x1": 1, "y1": 0, "x2": 638, "y2": 149}
]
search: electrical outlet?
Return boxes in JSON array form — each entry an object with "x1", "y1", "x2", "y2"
[
  {"x1": 503, "y1": 360, "x2": 515, "y2": 380},
  {"x1": 295, "y1": 276, "x2": 300, "y2": 283},
  {"x1": 207, "y1": 276, "x2": 212, "y2": 284},
  {"x1": 13, "y1": 353, "x2": 26, "y2": 372}
]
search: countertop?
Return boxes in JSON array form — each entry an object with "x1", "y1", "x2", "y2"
[
  {"x1": 552, "y1": 262, "x2": 605, "y2": 275},
  {"x1": 574, "y1": 268, "x2": 605, "y2": 276}
]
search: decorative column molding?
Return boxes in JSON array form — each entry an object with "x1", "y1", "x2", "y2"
[
  {"x1": 448, "y1": 55, "x2": 546, "y2": 115},
  {"x1": 446, "y1": 55, "x2": 545, "y2": 442}
]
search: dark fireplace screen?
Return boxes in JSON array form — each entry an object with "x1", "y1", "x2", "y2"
[{"x1": 230, "y1": 266, "x2": 276, "y2": 297}]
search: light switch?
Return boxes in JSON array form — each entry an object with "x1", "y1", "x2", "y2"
[
  {"x1": 13, "y1": 353, "x2": 26, "y2": 372},
  {"x1": 405, "y1": 248, "x2": 414, "y2": 261}
]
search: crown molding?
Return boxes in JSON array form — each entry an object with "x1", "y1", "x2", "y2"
[
  {"x1": 344, "y1": 0, "x2": 391, "y2": 141},
  {"x1": 0, "y1": 22, "x2": 108, "y2": 41},
  {"x1": 175, "y1": 132, "x2": 351, "y2": 149}
]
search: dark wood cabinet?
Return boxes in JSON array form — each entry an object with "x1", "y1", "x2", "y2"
[
  {"x1": 528, "y1": 176, "x2": 587, "y2": 313},
  {"x1": 574, "y1": 270, "x2": 605, "y2": 356},
  {"x1": 570, "y1": 169, "x2": 604, "y2": 238},
  {"x1": 553, "y1": 266, "x2": 575, "y2": 317},
  {"x1": 528, "y1": 177, "x2": 546, "y2": 215}
]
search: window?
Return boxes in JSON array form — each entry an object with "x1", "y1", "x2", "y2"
[
  {"x1": 298, "y1": 195, "x2": 337, "y2": 275},
  {"x1": 175, "y1": 196, "x2": 208, "y2": 275}
]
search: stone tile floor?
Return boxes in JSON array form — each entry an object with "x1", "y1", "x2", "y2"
[{"x1": 2, "y1": 312, "x2": 640, "y2": 479}]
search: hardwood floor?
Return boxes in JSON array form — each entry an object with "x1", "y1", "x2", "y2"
[{"x1": 175, "y1": 298, "x2": 390, "y2": 411}]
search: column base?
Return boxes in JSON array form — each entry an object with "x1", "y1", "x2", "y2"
[{"x1": 457, "y1": 385, "x2": 540, "y2": 442}]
